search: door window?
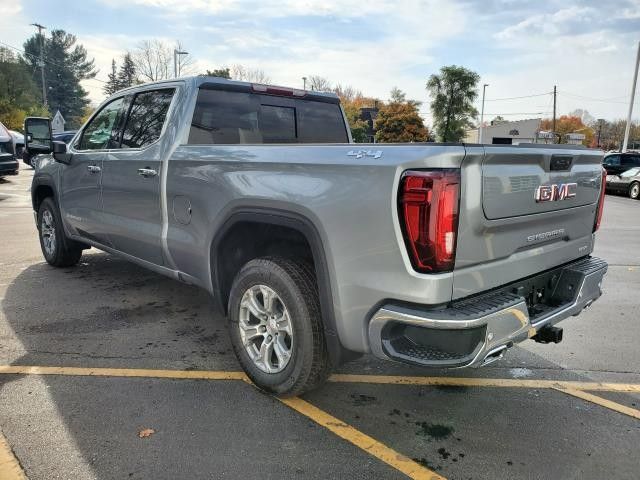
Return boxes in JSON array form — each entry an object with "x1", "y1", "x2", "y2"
[
  {"x1": 120, "y1": 89, "x2": 175, "y2": 149},
  {"x1": 78, "y1": 97, "x2": 125, "y2": 150}
]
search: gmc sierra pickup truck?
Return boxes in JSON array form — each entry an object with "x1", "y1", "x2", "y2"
[{"x1": 25, "y1": 76, "x2": 608, "y2": 396}]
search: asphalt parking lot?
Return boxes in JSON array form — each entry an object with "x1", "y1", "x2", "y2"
[{"x1": 1, "y1": 165, "x2": 639, "y2": 480}]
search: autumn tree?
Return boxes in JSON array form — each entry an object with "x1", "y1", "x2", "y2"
[
  {"x1": 230, "y1": 65, "x2": 270, "y2": 83},
  {"x1": 426, "y1": 65, "x2": 479, "y2": 142},
  {"x1": 375, "y1": 89, "x2": 428, "y2": 143},
  {"x1": 307, "y1": 75, "x2": 331, "y2": 92},
  {"x1": 0, "y1": 47, "x2": 49, "y2": 130},
  {"x1": 540, "y1": 115, "x2": 594, "y2": 146}
]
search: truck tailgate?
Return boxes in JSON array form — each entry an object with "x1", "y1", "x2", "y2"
[{"x1": 453, "y1": 144, "x2": 604, "y2": 300}]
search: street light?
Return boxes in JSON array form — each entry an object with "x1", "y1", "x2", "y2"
[
  {"x1": 302, "y1": 77, "x2": 307, "y2": 90},
  {"x1": 478, "y1": 83, "x2": 488, "y2": 143},
  {"x1": 173, "y1": 49, "x2": 188, "y2": 78}
]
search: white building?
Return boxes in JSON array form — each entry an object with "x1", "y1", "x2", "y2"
[
  {"x1": 465, "y1": 118, "x2": 541, "y2": 145},
  {"x1": 52, "y1": 110, "x2": 66, "y2": 133}
]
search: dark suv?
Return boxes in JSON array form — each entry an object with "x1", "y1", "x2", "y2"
[{"x1": 602, "y1": 152, "x2": 640, "y2": 175}]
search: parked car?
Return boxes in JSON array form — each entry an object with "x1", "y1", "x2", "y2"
[
  {"x1": 602, "y1": 151, "x2": 640, "y2": 175},
  {"x1": 0, "y1": 122, "x2": 19, "y2": 178},
  {"x1": 606, "y1": 167, "x2": 640, "y2": 199},
  {"x1": 25, "y1": 77, "x2": 608, "y2": 396},
  {"x1": 9, "y1": 130, "x2": 25, "y2": 159}
]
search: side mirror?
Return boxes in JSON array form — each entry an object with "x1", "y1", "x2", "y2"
[
  {"x1": 24, "y1": 117, "x2": 52, "y2": 155},
  {"x1": 52, "y1": 141, "x2": 72, "y2": 164}
]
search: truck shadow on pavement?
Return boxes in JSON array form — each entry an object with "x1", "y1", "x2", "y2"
[{"x1": 1, "y1": 252, "x2": 640, "y2": 480}]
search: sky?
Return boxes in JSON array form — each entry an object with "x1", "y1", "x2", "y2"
[{"x1": 1, "y1": 0, "x2": 639, "y2": 126}]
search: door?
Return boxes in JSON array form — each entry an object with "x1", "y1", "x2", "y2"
[
  {"x1": 100, "y1": 88, "x2": 175, "y2": 266},
  {"x1": 60, "y1": 96, "x2": 125, "y2": 244}
]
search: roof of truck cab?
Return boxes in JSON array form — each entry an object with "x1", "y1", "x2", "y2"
[{"x1": 113, "y1": 76, "x2": 340, "y2": 103}]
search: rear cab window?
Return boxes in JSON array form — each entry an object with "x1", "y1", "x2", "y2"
[{"x1": 188, "y1": 88, "x2": 348, "y2": 145}]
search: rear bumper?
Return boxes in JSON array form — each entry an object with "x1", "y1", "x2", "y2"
[
  {"x1": 0, "y1": 158, "x2": 19, "y2": 176},
  {"x1": 368, "y1": 256, "x2": 607, "y2": 368}
]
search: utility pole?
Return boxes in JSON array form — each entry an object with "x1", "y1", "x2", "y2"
[
  {"x1": 302, "y1": 77, "x2": 307, "y2": 90},
  {"x1": 597, "y1": 119, "x2": 604, "y2": 148},
  {"x1": 173, "y1": 48, "x2": 188, "y2": 78},
  {"x1": 622, "y1": 41, "x2": 640, "y2": 153},
  {"x1": 30, "y1": 23, "x2": 47, "y2": 107},
  {"x1": 478, "y1": 83, "x2": 488, "y2": 143},
  {"x1": 552, "y1": 85, "x2": 557, "y2": 144}
]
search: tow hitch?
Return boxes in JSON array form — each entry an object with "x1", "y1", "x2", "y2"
[{"x1": 532, "y1": 326, "x2": 563, "y2": 344}]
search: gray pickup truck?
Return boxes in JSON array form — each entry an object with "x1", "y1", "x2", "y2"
[{"x1": 25, "y1": 76, "x2": 608, "y2": 396}]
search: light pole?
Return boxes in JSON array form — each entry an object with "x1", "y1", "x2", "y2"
[
  {"x1": 478, "y1": 83, "x2": 488, "y2": 143},
  {"x1": 623, "y1": 41, "x2": 640, "y2": 153},
  {"x1": 173, "y1": 49, "x2": 188, "y2": 78},
  {"x1": 30, "y1": 22, "x2": 47, "y2": 107},
  {"x1": 302, "y1": 77, "x2": 307, "y2": 90}
]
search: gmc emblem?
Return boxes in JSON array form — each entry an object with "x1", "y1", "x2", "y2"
[{"x1": 534, "y1": 183, "x2": 577, "y2": 202}]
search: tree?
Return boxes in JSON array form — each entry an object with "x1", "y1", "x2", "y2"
[
  {"x1": 230, "y1": 65, "x2": 270, "y2": 83},
  {"x1": 204, "y1": 68, "x2": 231, "y2": 79},
  {"x1": 104, "y1": 59, "x2": 120, "y2": 96},
  {"x1": 117, "y1": 53, "x2": 138, "y2": 90},
  {"x1": 540, "y1": 115, "x2": 594, "y2": 146},
  {"x1": 23, "y1": 29, "x2": 96, "y2": 128},
  {"x1": 133, "y1": 40, "x2": 193, "y2": 82},
  {"x1": 375, "y1": 89, "x2": 428, "y2": 143},
  {"x1": 307, "y1": 75, "x2": 331, "y2": 92},
  {"x1": 426, "y1": 65, "x2": 480, "y2": 142}
]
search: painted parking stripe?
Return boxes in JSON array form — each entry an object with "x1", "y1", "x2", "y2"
[
  {"x1": 328, "y1": 374, "x2": 640, "y2": 393},
  {"x1": 553, "y1": 387, "x2": 640, "y2": 420},
  {"x1": 2, "y1": 366, "x2": 640, "y2": 393},
  {"x1": 279, "y1": 396, "x2": 445, "y2": 480},
  {"x1": 0, "y1": 431, "x2": 27, "y2": 480}
]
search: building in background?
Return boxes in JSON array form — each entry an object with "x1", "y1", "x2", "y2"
[
  {"x1": 52, "y1": 110, "x2": 66, "y2": 134},
  {"x1": 465, "y1": 118, "x2": 541, "y2": 144}
]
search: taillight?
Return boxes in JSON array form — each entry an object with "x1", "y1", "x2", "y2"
[
  {"x1": 398, "y1": 169, "x2": 461, "y2": 273},
  {"x1": 594, "y1": 167, "x2": 606, "y2": 232},
  {"x1": 252, "y1": 84, "x2": 306, "y2": 97}
]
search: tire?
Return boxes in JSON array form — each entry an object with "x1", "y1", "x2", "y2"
[
  {"x1": 37, "y1": 197, "x2": 83, "y2": 267},
  {"x1": 227, "y1": 256, "x2": 331, "y2": 397},
  {"x1": 629, "y1": 182, "x2": 640, "y2": 200}
]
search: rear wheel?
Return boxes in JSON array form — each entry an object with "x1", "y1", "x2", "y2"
[
  {"x1": 629, "y1": 182, "x2": 640, "y2": 199},
  {"x1": 38, "y1": 197, "x2": 83, "y2": 267},
  {"x1": 227, "y1": 257, "x2": 331, "y2": 396}
]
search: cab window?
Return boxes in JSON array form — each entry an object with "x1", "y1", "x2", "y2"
[
  {"x1": 78, "y1": 97, "x2": 124, "y2": 150},
  {"x1": 120, "y1": 89, "x2": 175, "y2": 149}
]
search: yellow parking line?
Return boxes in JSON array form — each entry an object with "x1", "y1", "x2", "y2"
[
  {"x1": 279, "y1": 396, "x2": 445, "y2": 480},
  {"x1": 0, "y1": 365, "x2": 247, "y2": 381},
  {"x1": 0, "y1": 431, "x2": 27, "y2": 480},
  {"x1": 553, "y1": 387, "x2": 640, "y2": 420},
  {"x1": 328, "y1": 374, "x2": 640, "y2": 393},
  {"x1": 2, "y1": 366, "x2": 640, "y2": 394}
]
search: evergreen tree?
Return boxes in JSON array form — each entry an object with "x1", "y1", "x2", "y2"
[
  {"x1": 23, "y1": 29, "x2": 96, "y2": 128},
  {"x1": 204, "y1": 68, "x2": 231, "y2": 79},
  {"x1": 104, "y1": 59, "x2": 120, "y2": 96},
  {"x1": 117, "y1": 53, "x2": 137, "y2": 89}
]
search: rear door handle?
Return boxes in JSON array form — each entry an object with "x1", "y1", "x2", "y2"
[
  {"x1": 87, "y1": 165, "x2": 101, "y2": 173},
  {"x1": 137, "y1": 168, "x2": 158, "y2": 177}
]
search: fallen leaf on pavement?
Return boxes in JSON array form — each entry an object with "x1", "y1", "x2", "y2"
[{"x1": 138, "y1": 428, "x2": 155, "y2": 438}]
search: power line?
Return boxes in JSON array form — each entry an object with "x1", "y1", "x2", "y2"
[
  {"x1": 484, "y1": 92, "x2": 552, "y2": 101},
  {"x1": 0, "y1": 39, "x2": 108, "y2": 84}
]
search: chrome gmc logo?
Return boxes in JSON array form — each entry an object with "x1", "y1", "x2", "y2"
[{"x1": 534, "y1": 183, "x2": 577, "y2": 202}]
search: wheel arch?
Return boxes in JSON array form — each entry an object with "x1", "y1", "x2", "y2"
[{"x1": 210, "y1": 208, "x2": 357, "y2": 366}]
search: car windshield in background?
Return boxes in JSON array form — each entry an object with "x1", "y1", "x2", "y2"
[
  {"x1": 604, "y1": 155, "x2": 620, "y2": 165},
  {"x1": 188, "y1": 89, "x2": 348, "y2": 145}
]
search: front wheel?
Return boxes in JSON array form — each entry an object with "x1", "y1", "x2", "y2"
[
  {"x1": 629, "y1": 182, "x2": 640, "y2": 200},
  {"x1": 227, "y1": 257, "x2": 331, "y2": 396},
  {"x1": 37, "y1": 197, "x2": 83, "y2": 267}
]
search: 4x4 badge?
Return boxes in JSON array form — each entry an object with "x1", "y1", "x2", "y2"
[{"x1": 347, "y1": 150, "x2": 382, "y2": 159}]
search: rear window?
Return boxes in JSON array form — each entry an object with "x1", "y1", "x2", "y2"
[{"x1": 188, "y1": 89, "x2": 348, "y2": 145}]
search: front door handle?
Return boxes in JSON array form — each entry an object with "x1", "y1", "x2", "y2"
[
  {"x1": 87, "y1": 165, "x2": 101, "y2": 174},
  {"x1": 137, "y1": 168, "x2": 158, "y2": 177}
]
